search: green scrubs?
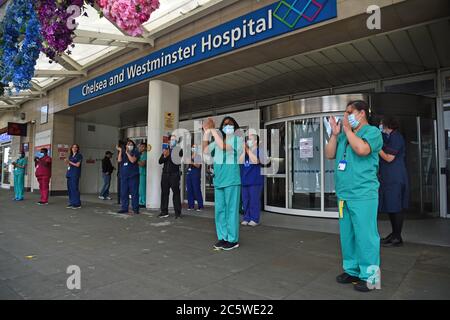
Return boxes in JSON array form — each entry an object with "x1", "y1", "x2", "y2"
[
  {"x1": 14, "y1": 157, "x2": 27, "y2": 200},
  {"x1": 209, "y1": 135, "x2": 243, "y2": 243},
  {"x1": 335, "y1": 125, "x2": 382, "y2": 283},
  {"x1": 139, "y1": 152, "x2": 147, "y2": 206}
]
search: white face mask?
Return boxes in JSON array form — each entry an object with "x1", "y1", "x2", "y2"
[
  {"x1": 127, "y1": 145, "x2": 133, "y2": 152},
  {"x1": 247, "y1": 140, "x2": 254, "y2": 148}
]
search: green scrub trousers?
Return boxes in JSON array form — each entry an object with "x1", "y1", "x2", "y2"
[
  {"x1": 339, "y1": 199, "x2": 380, "y2": 283},
  {"x1": 14, "y1": 171, "x2": 25, "y2": 200},
  {"x1": 215, "y1": 185, "x2": 241, "y2": 243}
]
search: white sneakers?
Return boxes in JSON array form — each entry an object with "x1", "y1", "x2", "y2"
[
  {"x1": 98, "y1": 196, "x2": 105, "y2": 200},
  {"x1": 241, "y1": 221, "x2": 259, "y2": 227}
]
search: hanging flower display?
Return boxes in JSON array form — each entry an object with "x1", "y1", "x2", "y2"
[
  {"x1": 97, "y1": 0, "x2": 160, "y2": 36},
  {"x1": 1, "y1": 0, "x2": 42, "y2": 92},
  {"x1": 36, "y1": 0, "x2": 93, "y2": 62}
]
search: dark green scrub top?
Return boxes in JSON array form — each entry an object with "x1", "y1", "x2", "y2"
[{"x1": 335, "y1": 125, "x2": 383, "y2": 201}]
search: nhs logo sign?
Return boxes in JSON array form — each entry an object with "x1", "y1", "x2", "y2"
[{"x1": 69, "y1": 0, "x2": 337, "y2": 106}]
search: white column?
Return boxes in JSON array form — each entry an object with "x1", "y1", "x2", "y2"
[{"x1": 147, "y1": 80, "x2": 180, "y2": 209}]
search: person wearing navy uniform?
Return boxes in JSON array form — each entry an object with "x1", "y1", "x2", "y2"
[
  {"x1": 186, "y1": 144, "x2": 204, "y2": 211},
  {"x1": 117, "y1": 139, "x2": 140, "y2": 215},
  {"x1": 240, "y1": 133, "x2": 264, "y2": 227},
  {"x1": 379, "y1": 116, "x2": 409, "y2": 247},
  {"x1": 65, "y1": 144, "x2": 83, "y2": 209}
]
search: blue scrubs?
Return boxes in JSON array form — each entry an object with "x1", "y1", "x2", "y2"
[
  {"x1": 120, "y1": 149, "x2": 140, "y2": 213},
  {"x1": 66, "y1": 153, "x2": 83, "y2": 207},
  {"x1": 379, "y1": 130, "x2": 409, "y2": 213},
  {"x1": 241, "y1": 149, "x2": 264, "y2": 223},
  {"x1": 186, "y1": 155, "x2": 203, "y2": 209}
]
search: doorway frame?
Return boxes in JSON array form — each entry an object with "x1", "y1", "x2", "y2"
[{"x1": 438, "y1": 69, "x2": 450, "y2": 218}]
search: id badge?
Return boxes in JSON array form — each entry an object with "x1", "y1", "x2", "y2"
[
  {"x1": 338, "y1": 160, "x2": 347, "y2": 171},
  {"x1": 339, "y1": 200, "x2": 344, "y2": 219},
  {"x1": 124, "y1": 162, "x2": 128, "y2": 166}
]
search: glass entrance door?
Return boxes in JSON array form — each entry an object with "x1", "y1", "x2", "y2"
[{"x1": 1, "y1": 146, "x2": 12, "y2": 188}]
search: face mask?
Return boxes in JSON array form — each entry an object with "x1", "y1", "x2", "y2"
[
  {"x1": 348, "y1": 113, "x2": 360, "y2": 129},
  {"x1": 247, "y1": 140, "x2": 254, "y2": 148},
  {"x1": 37, "y1": 152, "x2": 44, "y2": 158},
  {"x1": 223, "y1": 125, "x2": 234, "y2": 135},
  {"x1": 20, "y1": 154, "x2": 24, "y2": 159},
  {"x1": 379, "y1": 124, "x2": 384, "y2": 132},
  {"x1": 170, "y1": 140, "x2": 176, "y2": 147},
  {"x1": 191, "y1": 147, "x2": 196, "y2": 153},
  {"x1": 127, "y1": 145, "x2": 133, "y2": 152}
]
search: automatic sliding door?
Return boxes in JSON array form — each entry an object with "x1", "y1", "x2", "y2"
[{"x1": 289, "y1": 118, "x2": 321, "y2": 211}]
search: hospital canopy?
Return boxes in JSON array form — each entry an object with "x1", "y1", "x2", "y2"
[{"x1": 0, "y1": 0, "x2": 220, "y2": 110}]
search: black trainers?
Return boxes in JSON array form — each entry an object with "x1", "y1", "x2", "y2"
[
  {"x1": 213, "y1": 240, "x2": 227, "y2": 250},
  {"x1": 158, "y1": 212, "x2": 169, "y2": 218},
  {"x1": 37, "y1": 201, "x2": 48, "y2": 205},
  {"x1": 336, "y1": 272, "x2": 360, "y2": 284},
  {"x1": 382, "y1": 237, "x2": 403, "y2": 248},
  {"x1": 222, "y1": 242, "x2": 240, "y2": 251},
  {"x1": 117, "y1": 209, "x2": 128, "y2": 214},
  {"x1": 354, "y1": 280, "x2": 375, "y2": 292},
  {"x1": 380, "y1": 233, "x2": 393, "y2": 244}
]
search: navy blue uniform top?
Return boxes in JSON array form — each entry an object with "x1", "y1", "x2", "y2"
[
  {"x1": 120, "y1": 149, "x2": 140, "y2": 178},
  {"x1": 379, "y1": 130, "x2": 408, "y2": 185},
  {"x1": 66, "y1": 153, "x2": 83, "y2": 178},
  {"x1": 187, "y1": 155, "x2": 202, "y2": 177},
  {"x1": 240, "y1": 148, "x2": 264, "y2": 186}
]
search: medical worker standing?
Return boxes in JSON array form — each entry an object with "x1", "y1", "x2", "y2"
[
  {"x1": 325, "y1": 100, "x2": 383, "y2": 292},
  {"x1": 202, "y1": 116, "x2": 243, "y2": 251},
  {"x1": 186, "y1": 144, "x2": 204, "y2": 211},
  {"x1": 65, "y1": 144, "x2": 83, "y2": 209},
  {"x1": 117, "y1": 140, "x2": 140, "y2": 214},
  {"x1": 240, "y1": 133, "x2": 264, "y2": 227},
  {"x1": 138, "y1": 142, "x2": 148, "y2": 208},
  {"x1": 12, "y1": 151, "x2": 27, "y2": 201}
]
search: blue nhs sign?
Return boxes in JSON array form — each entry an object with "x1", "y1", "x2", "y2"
[{"x1": 68, "y1": 0, "x2": 337, "y2": 106}]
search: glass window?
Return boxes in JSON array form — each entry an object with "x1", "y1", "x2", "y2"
[
  {"x1": 323, "y1": 115, "x2": 342, "y2": 211},
  {"x1": 290, "y1": 118, "x2": 321, "y2": 211},
  {"x1": 266, "y1": 122, "x2": 286, "y2": 175},
  {"x1": 384, "y1": 79, "x2": 435, "y2": 96},
  {"x1": 266, "y1": 177, "x2": 285, "y2": 207}
]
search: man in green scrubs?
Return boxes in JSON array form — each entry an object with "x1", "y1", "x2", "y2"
[
  {"x1": 325, "y1": 100, "x2": 383, "y2": 292},
  {"x1": 12, "y1": 151, "x2": 27, "y2": 201},
  {"x1": 138, "y1": 142, "x2": 147, "y2": 208},
  {"x1": 202, "y1": 116, "x2": 243, "y2": 251}
]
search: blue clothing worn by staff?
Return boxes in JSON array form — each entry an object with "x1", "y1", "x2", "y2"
[
  {"x1": 379, "y1": 117, "x2": 409, "y2": 247},
  {"x1": 325, "y1": 100, "x2": 383, "y2": 293},
  {"x1": 117, "y1": 141, "x2": 140, "y2": 214},
  {"x1": 66, "y1": 144, "x2": 83, "y2": 209},
  {"x1": 240, "y1": 136, "x2": 264, "y2": 226},
  {"x1": 186, "y1": 148, "x2": 204, "y2": 211},
  {"x1": 13, "y1": 152, "x2": 27, "y2": 201}
]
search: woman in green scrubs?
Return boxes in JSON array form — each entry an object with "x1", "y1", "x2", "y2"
[
  {"x1": 325, "y1": 100, "x2": 383, "y2": 292},
  {"x1": 202, "y1": 116, "x2": 243, "y2": 251},
  {"x1": 12, "y1": 151, "x2": 27, "y2": 201}
]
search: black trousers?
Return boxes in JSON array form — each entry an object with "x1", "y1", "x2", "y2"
[
  {"x1": 161, "y1": 173, "x2": 181, "y2": 215},
  {"x1": 388, "y1": 212, "x2": 404, "y2": 240}
]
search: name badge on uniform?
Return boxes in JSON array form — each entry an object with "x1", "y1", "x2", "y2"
[
  {"x1": 124, "y1": 162, "x2": 128, "y2": 166},
  {"x1": 188, "y1": 168, "x2": 191, "y2": 171},
  {"x1": 338, "y1": 160, "x2": 347, "y2": 171},
  {"x1": 68, "y1": 167, "x2": 70, "y2": 170}
]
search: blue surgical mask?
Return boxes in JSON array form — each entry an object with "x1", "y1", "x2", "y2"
[
  {"x1": 170, "y1": 140, "x2": 176, "y2": 147},
  {"x1": 37, "y1": 152, "x2": 44, "y2": 158},
  {"x1": 191, "y1": 147, "x2": 196, "y2": 153},
  {"x1": 223, "y1": 125, "x2": 234, "y2": 135},
  {"x1": 348, "y1": 114, "x2": 360, "y2": 129},
  {"x1": 247, "y1": 140, "x2": 254, "y2": 148},
  {"x1": 379, "y1": 124, "x2": 384, "y2": 132}
]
